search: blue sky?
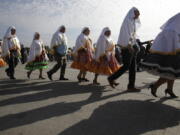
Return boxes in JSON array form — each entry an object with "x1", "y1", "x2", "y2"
[{"x1": 0, "y1": 0, "x2": 180, "y2": 47}]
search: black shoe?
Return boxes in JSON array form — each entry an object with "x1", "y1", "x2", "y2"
[
  {"x1": 59, "y1": 77, "x2": 69, "y2": 80},
  {"x1": 27, "y1": 72, "x2": 31, "y2": 79},
  {"x1": 5, "y1": 69, "x2": 10, "y2": 77},
  {"x1": 82, "y1": 78, "x2": 89, "y2": 82},
  {"x1": 148, "y1": 84, "x2": 157, "y2": 97},
  {"x1": 39, "y1": 76, "x2": 45, "y2": 80},
  {"x1": 47, "y1": 72, "x2": 53, "y2": 81},
  {"x1": 10, "y1": 76, "x2": 16, "y2": 80},
  {"x1": 107, "y1": 78, "x2": 115, "y2": 88},
  {"x1": 165, "y1": 89, "x2": 178, "y2": 98},
  {"x1": 127, "y1": 87, "x2": 141, "y2": 92},
  {"x1": 114, "y1": 81, "x2": 119, "y2": 86}
]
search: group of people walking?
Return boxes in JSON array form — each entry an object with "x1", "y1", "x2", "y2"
[{"x1": 0, "y1": 7, "x2": 179, "y2": 98}]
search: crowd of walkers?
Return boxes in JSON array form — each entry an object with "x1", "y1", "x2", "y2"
[{"x1": 0, "y1": 7, "x2": 179, "y2": 98}]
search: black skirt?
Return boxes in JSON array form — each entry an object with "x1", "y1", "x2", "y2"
[{"x1": 140, "y1": 53, "x2": 180, "y2": 79}]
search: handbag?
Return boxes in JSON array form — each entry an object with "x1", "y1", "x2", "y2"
[{"x1": 56, "y1": 44, "x2": 67, "y2": 56}]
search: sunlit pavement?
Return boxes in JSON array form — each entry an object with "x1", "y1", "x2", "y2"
[{"x1": 0, "y1": 62, "x2": 179, "y2": 135}]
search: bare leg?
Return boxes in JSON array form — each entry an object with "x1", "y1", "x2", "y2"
[
  {"x1": 82, "y1": 72, "x2": 86, "y2": 79},
  {"x1": 39, "y1": 69, "x2": 45, "y2": 79},
  {"x1": 77, "y1": 70, "x2": 83, "y2": 82},
  {"x1": 165, "y1": 79, "x2": 177, "y2": 98},
  {"x1": 167, "y1": 79, "x2": 174, "y2": 90},
  {"x1": 154, "y1": 77, "x2": 167, "y2": 89},
  {"x1": 93, "y1": 74, "x2": 100, "y2": 85},
  {"x1": 82, "y1": 72, "x2": 89, "y2": 82},
  {"x1": 150, "y1": 77, "x2": 167, "y2": 97},
  {"x1": 27, "y1": 70, "x2": 33, "y2": 79}
]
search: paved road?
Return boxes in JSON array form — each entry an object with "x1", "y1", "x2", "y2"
[{"x1": 0, "y1": 62, "x2": 179, "y2": 135}]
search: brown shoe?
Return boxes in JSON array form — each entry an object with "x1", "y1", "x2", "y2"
[
  {"x1": 59, "y1": 77, "x2": 69, "y2": 80},
  {"x1": 47, "y1": 72, "x2": 53, "y2": 81},
  {"x1": 127, "y1": 87, "x2": 141, "y2": 92},
  {"x1": 114, "y1": 81, "x2": 119, "y2": 86},
  {"x1": 108, "y1": 78, "x2": 115, "y2": 88}
]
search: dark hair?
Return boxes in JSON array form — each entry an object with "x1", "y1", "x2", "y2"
[
  {"x1": 60, "y1": 25, "x2": 65, "y2": 30},
  {"x1": 34, "y1": 32, "x2": 40, "y2": 40},
  {"x1": 82, "y1": 27, "x2": 89, "y2": 34}
]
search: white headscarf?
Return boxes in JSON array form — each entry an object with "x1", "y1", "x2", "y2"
[
  {"x1": 50, "y1": 25, "x2": 68, "y2": 49},
  {"x1": 117, "y1": 7, "x2": 141, "y2": 46},
  {"x1": 160, "y1": 13, "x2": 180, "y2": 34},
  {"x1": 27, "y1": 33, "x2": 44, "y2": 62},
  {"x1": 4, "y1": 26, "x2": 16, "y2": 39},
  {"x1": 73, "y1": 27, "x2": 90, "y2": 53},
  {"x1": 2, "y1": 26, "x2": 21, "y2": 57},
  {"x1": 95, "y1": 27, "x2": 114, "y2": 60},
  {"x1": 151, "y1": 13, "x2": 180, "y2": 53}
]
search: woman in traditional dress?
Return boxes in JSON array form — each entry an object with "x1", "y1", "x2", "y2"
[
  {"x1": 71, "y1": 27, "x2": 94, "y2": 82},
  {"x1": 2, "y1": 26, "x2": 21, "y2": 79},
  {"x1": 90, "y1": 27, "x2": 121, "y2": 85},
  {"x1": 25, "y1": 32, "x2": 48, "y2": 79},
  {"x1": 141, "y1": 13, "x2": 180, "y2": 98}
]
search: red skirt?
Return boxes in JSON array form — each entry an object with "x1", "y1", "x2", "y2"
[
  {"x1": 109, "y1": 54, "x2": 121, "y2": 73},
  {"x1": 71, "y1": 48, "x2": 93, "y2": 72}
]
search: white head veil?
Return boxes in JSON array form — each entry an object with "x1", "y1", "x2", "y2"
[
  {"x1": 95, "y1": 27, "x2": 111, "y2": 60},
  {"x1": 160, "y1": 13, "x2": 180, "y2": 34},
  {"x1": 117, "y1": 7, "x2": 141, "y2": 46},
  {"x1": 4, "y1": 26, "x2": 16, "y2": 39},
  {"x1": 73, "y1": 27, "x2": 90, "y2": 53},
  {"x1": 27, "y1": 32, "x2": 43, "y2": 62},
  {"x1": 2, "y1": 26, "x2": 20, "y2": 57},
  {"x1": 151, "y1": 13, "x2": 180, "y2": 53}
]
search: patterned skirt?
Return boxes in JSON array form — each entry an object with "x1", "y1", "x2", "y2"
[
  {"x1": 25, "y1": 55, "x2": 48, "y2": 71},
  {"x1": 71, "y1": 48, "x2": 93, "y2": 72},
  {"x1": 86, "y1": 54, "x2": 121, "y2": 75},
  {"x1": 140, "y1": 53, "x2": 180, "y2": 79}
]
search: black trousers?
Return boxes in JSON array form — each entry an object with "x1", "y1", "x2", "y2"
[
  {"x1": 5, "y1": 51, "x2": 19, "y2": 78},
  {"x1": 108, "y1": 47, "x2": 137, "y2": 88},
  {"x1": 136, "y1": 47, "x2": 145, "y2": 70},
  {"x1": 48, "y1": 53, "x2": 67, "y2": 78}
]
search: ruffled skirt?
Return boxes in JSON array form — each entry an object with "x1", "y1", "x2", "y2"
[
  {"x1": 86, "y1": 54, "x2": 121, "y2": 75},
  {"x1": 141, "y1": 53, "x2": 180, "y2": 79},
  {"x1": 0, "y1": 58, "x2": 7, "y2": 67},
  {"x1": 25, "y1": 55, "x2": 48, "y2": 70},
  {"x1": 71, "y1": 48, "x2": 93, "y2": 72}
]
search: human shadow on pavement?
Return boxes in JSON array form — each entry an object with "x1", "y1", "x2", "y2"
[
  {"x1": 0, "y1": 81, "x2": 107, "y2": 106},
  {"x1": 0, "y1": 86, "x2": 128, "y2": 131},
  {"x1": 0, "y1": 80, "x2": 48, "y2": 92},
  {"x1": 58, "y1": 100, "x2": 180, "y2": 135},
  {"x1": 0, "y1": 79, "x2": 27, "y2": 86}
]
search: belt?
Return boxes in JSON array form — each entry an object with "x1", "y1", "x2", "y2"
[{"x1": 120, "y1": 45, "x2": 132, "y2": 49}]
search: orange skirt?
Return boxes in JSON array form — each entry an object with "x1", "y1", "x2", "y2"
[
  {"x1": 71, "y1": 48, "x2": 93, "y2": 72},
  {"x1": 85, "y1": 60, "x2": 98, "y2": 73},
  {"x1": 109, "y1": 54, "x2": 121, "y2": 73},
  {"x1": 86, "y1": 54, "x2": 121, "y2": 75},
  {"x1": 0, "y1": 58, "x2": 7, "y2": 67}
]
